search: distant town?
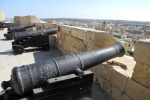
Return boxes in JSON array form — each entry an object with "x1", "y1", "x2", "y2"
[
  {"x1": 41, "y1": 18, "x2": 150, "y2": 42},
  {"x1": 4, "y1": 18, "x2": 150, "y2": 54}
]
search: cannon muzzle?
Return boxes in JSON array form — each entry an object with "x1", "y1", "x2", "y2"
[{"x1": 1, "y1": 43, "x2": 125, "y2": 95}]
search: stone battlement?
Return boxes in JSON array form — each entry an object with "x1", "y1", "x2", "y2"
[{"x1": 48, "y1": 25, "x2": 150, "y2": 100}]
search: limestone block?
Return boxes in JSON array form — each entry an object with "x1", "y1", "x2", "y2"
[
  {"x1": 0, "y1": 12, "x2": 5, "y2": 21},
  {"x1": 68, "y1": 36, "x2": 87, "y2": 51},
  {"x1": 98, "y1": 64, "x2": 113, "y2": 82},
  {"x1": 71, "y1": 27, "x2": 78, "y2": 38},
  {"x1": 111, "y1": 85, "x2": 122, "y2": 100},
  {"x1": 90, "y1": 67, "x2": 99, "y2": 83},
  {"x1": 44, "y1": 23, "x2": 56, "y2": 29},
  {"x1": 66, "y1": 43, "x2": 78, "y2": 54},
  {"x1": 57, "y1": 32, "x2": 61, "y2": 39},
  {"x1": 103, "y1": 79, "x2": 112, "y2": 95},
  {"x1": 85, "y1": 30, "x2": 95, "y2": 51},
  {"x1": 125, "y1": 78, "x2": 150, "y2": 100},
  {"x1": 56, "y1": 44, "x2": 67, "y2": 55},
  {"x1": 132, "y1": 61, "x2": 150, "y2": 88},
  {"x1": 71, "y1": 27, "x2": 86, "y2": 40},
  {"x1": 134, "y1": 39, "x2": 150, "y2": 65},
  {"x1": 62, "y1": 41, "x2": 68, "y2": 51},
  {"x1": 30, "y1": 15, "x2": 41, "y2": 23},
  {"x1": 35, "y1": 23, "x2": 44, "y2": 30},
  {"x1": 65, "y1": 35, "x2": 71, "y2": 45},
  {"x1": 94, "y1": 31, "x2": 117, "y2": 48},
  {"x1": 63, "y1": 26, "x2": 72, "y2": 36},
  {"x1": 14, "y1": 16, "x2": 22, "y2": 25},
  {"x1": 121, "y1": 94, "x2": 133, "y2": 100},
  {"x1": 58, "y1": 39, "x2": 62, "y2": 46},
  {"x1": 77, "y1": 28, "x2": 86, "y2": 40},
  {"x1": 97, "y1": 75, "x2": 104, "y2": 89},
  {"x1": 111, "y1": 69, "x2": 127, "y2": 92},
  {"x1": 21, "y1": 16, "x2": 31, "y2": 25},
  {"x1": 60, "y1": 33, "x2": 66, "y2": 42}
]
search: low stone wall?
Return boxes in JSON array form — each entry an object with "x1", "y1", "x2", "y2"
[
  {"x1": 50, "y1": 25, "x2": 150, "y2": 100},
  {"x1": 14, "y1": 15, "x2": 41, "y2": 30},
  {"x1": 36, "y1": 23, "x2": 56, "y2": 30},
  {"x1": 56, "y1": 25, "x2": 117, "y2": 54},
  {"x1": 132, "y1": 39, "x2": 150, "y2": 88}
]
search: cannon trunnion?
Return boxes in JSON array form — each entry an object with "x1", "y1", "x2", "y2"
[
  {"x1": 4, "y1": 23, "x2": 35, "y2": 40},
  {"x1": 1, "y1": 43, "x2": 125, "y2": 96},
  {"x1": 12, "y1": 28, "x2": 57, "y2": 54}
]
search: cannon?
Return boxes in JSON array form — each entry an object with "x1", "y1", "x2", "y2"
[
  {"x1": 1, "y1": 42, "x2": 125, "y2": 98},
  {"x1": 4, "y1": 23, "x2": 35, "y2": 40},
  {"x1": 12, "y1": 28, "x2": 57, "y2": 54},
  {"x1": 0, "y1": 21, "x2": 7, "y2": 28}
]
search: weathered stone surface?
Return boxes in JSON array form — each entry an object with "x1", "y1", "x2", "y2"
[
  {"x1": 76, "y1": 28, "x2": 86, "y2": 40},
  {"x1": 36, "y1": 23, "x2": 44, "y2": 30},
  {"x1": 121, "y1": 94, "x2": 133, "y2": 100},
  {"x1": 14, "y1": 16, "x2": 22, "y2": 25},
  {"x1": 134, "y1": 39, "x2": 150, "y2": 65},
  {"x1": 111, "y1": 69, "x2": 127, "y2": 92},
  {"x1": 71, "y1": 27, "x2": 87, "y2": 40},
  {"x1": 99, "y1": 64, "x2": 113, "y2": 82},
  {"x1": 14, "y1": 15, "x2": 42, "y2": 30},
  {"x1": 94, "y1": 31, "x2": 117, "y2": 48},
  {"x1": 57, "y1": 32, "x2": 61, "y2": 39},
  {"x1": 132, "y1": 61, "x2": 150, "y2": 88},
  {"x1": 125, "y1": 78, "x2": 150, "y2": 100},
  {"x1": 103, "y1": 79, "x2": 112, "y2": 95},
  {"x1": 66, "y1": 43, "x2": 78, "y2": 54},
  {"x1": 63, "y1": 26, "x2": 72, "y2": 36},
  {"x1": 60, "y1": 32, "x2": 66, "y2": 42},
  {"x1": 111, "y1": 85, "x2": 122, "y2": 100},
  {"x1": 56, "y1": 44, "x2": 67, "y2": 55},
  {"x1": 43, "y1": 23, "x2": 56, "y2": 29},
  {"x1": 90, "y1": 67, "x2": 99, "y2": 83},
  {"x1": 97, "y1": 75, "x2": 104, "y2": 89},
  {"x1": 65, "y1": 35, "x2": 87, "y2": 51},
  {"x1": 0, "y1": 12, "x2": 5, "y2": 21}
]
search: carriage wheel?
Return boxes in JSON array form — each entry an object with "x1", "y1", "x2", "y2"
[{"x1": 14, "y1": 45, "x2": 24, "y2": 54}]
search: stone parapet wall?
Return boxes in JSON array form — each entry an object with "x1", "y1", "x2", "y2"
[
  {"x1": 36, "y1": 23, "x2": 56, "y2": 30},
  {"x1": 56, "y1": 25, "x2": 117, "y2": 54},
  {"x1": 14, "y1": 15, "x2": 40, "y2": 30},
  {"x1": 52, "y1": 25, "x2": 150, "y2": 100},
  {"x1": 132, "y1": 39, "x2": 150, "y2": 88}
]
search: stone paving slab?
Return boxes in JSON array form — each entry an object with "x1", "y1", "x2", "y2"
[{"x1": 0, "y1": 29, "x2": 62, "y2": 91}]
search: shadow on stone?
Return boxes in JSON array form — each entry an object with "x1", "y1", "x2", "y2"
[
  {"x1": 32, "y1": 47, "x2": 62, "y2": 63},
  {"x1": 0, "y1": 50, "x2": 14, "y2": 55},
  {"x1": 0, "y1": 38, "x2": 8, "y2": 41},
  {"x1": 24, "y1": 47, "x2": 42, "y2": 53}
]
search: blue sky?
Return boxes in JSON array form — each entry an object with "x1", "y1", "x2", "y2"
[{"x1": 0, "y1": 0, "x2": 150, "y2": 21}]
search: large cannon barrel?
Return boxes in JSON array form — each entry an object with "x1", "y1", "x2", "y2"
[
  {"x1": 8, "y1": 23, "x2": 35, "y2": 32},
  {"x1": 1, "y1": 43, "x2": 125, "y2": 95},
  {"x1": 14, "y1": 28, "x2": 57, "y2": 42}
]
